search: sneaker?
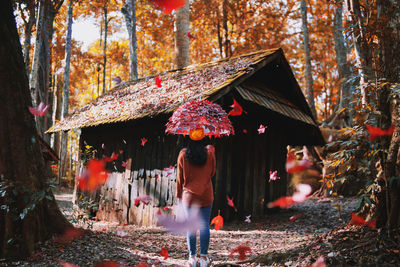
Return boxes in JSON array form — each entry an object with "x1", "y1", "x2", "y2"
[
  {"x1": 199, "y1": 256, "x2": 211, "y2": 267},
  {"x1": 188, "y1": 256, "x2": 198, "y2": 267}
]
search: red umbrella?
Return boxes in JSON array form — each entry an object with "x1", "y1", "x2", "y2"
[{"x1": 165, "y1": 100, "x2": 234, "y2": 138}]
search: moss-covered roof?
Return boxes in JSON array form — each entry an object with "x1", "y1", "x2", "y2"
[{"x1": 47, "y1": 49, "x2": 281, "y2": 133}]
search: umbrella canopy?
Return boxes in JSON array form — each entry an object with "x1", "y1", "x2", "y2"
[{"x1": 165, "y1": 100, "x2": 234, "y2": 138}]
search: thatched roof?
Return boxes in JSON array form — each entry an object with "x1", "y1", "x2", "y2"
[{"x1": 47, "y1": 48, "x2": 314, "y2": 133}]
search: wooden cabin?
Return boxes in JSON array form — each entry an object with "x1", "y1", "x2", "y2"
[{"x1": 48, "y1": 48, "x2": 324, "y2": 226}]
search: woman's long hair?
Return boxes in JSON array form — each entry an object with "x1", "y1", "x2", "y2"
[{"x1": 185, "y1": 139, "x2": 207, "y2": 166}]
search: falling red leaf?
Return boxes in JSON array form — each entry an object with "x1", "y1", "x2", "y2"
[
  {"x1": 55, "y1": 259, "x2": 80, "y2": 267},
  {"x1": 229, "y1": 245, "x2": 252, "y2": 261},
  {"x1": 257, "y1": 124, "x2": 266, "y2": 134},
  {"x1": 155, "y1": 75, "x2": 162, "y2": 87},
  {"x1": 54, "y1": 227, "x2": 85, "y2": 245},
  {"x1": 286, "y1": 152, "x2": 312, "y2": 174},
  {"x1": 268, "y1": 184, "x2": 311, "y2": 209},
  {"x1": 267, "y1": 196, "x2": 295, "y2": 209},
  {"x1": 163, "y1": 165, "x2": 174, "y2": 176},
  {"x1": 29, "y1": 102, "x2": 50, "y2": 117},
  {"x1": 228, "y1": 98, "x2": 243, "y2": 116},
  {"x1": 269, "y1": 170, "x2": 280, "y2": 182},
  {"x1": 243, "y1": 129, "x2": 247, "y2": 133},
  {"x1": 227, "y1": 195, "x2": 235, "y2": 208},
  {"x1": 141, "y1": 137, "x2": 148, "y2": 146},
  {"x1": 210, "y1": 213, "x2": 224, "y2": 230},
  {"x1": 366, "y1": 124, "x2": 394, "y2": 140},
  {"x1": 134, "y1": 195, "x2": 152, "y2": 206},
  {"x1": 160, "y1": 247, "x2": 169, "y2": 259},
  {"x1": 94, "y1": 261, "x2": 119, "y2": 267},
  {"x1": 104, "y1": 152, "x2": 119, "y2": 162},
  {"x1": 187, "y1": 32, "x2": 196, "y2": 39},
  {"x1": 121, "y1": 161, "x2": 127, "y2": 167},
  {"x1": 77, "y1": 159, "x2": 109, "y2": 191},
  {"x1": 149, "y1": 0, "x2": 186, "y2": 14},
  {"x1": 226, "y1": 195, "x2": 238, "y2": 212},
  {"x1": 348, "y1": 212, "x2": 376, "y2": 228},
  {"x1": 289, "y1": 214, "x2": 301, "y2": 222}
]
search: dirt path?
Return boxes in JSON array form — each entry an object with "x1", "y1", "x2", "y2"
[{"x1": 3, "y1": 194, "x2": 358, "y2": 266}]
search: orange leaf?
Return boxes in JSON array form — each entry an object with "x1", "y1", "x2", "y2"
[{"x1": 210, "y1": 214, "x2": 223, "y2": 230}]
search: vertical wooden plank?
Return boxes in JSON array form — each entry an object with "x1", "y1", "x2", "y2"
[
  {"x1": 224, "y1": 138, "x2": 233, "y2": 221},
  {"x1": 253, "y1": 132, "x2": 266, "y2": 218},
  {"x1": 161, "y1": 175, "x2": 169, "y2": 206},
  {"x1": 150, "y1": 177, "x2": 156, "y2": 205},
  {"x1": 124, "y1": 158, "x2": 132, "y2": 182},
  {"x1": 120, "y1": 177, "x2": 129, "y2": 224},
  {"x1": 154, "y1": 170, "x2": 161, "y2": 206},
  {"x1": 235, "y1": 133, "x2": 246, "y2": 219},
  {"x1": 129, "y1": 178, "x2": 139, "y2": 225},
  {"x1": 243, "y1": 131, "x2": 254, "y2": 216},
  {"x1": 213, "y1": 138, "x2": 225, "y2": 216}
]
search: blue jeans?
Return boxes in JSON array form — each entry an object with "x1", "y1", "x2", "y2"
[{"x1": 184, "y1": 204, "x2": 212, "y2": 257}]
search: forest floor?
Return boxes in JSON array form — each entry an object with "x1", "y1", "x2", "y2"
[{"x1": 2, "y1": 190, "x2": 400, "y2": 267}]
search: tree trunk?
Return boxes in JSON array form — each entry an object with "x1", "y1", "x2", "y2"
[
  {"x1": 333, "y1": 4, "x2": 352, "y2": 126},
  {"x1": 216, "y1": 8, "x2": 223, "y2": 58},
  {"x1": 102, "y1": 0, "x2": 108, "y2": 94},
  {"x1": 374, "y1": 0, "x2": 400, "y2": 229},
  {"x1": 19, "y1": 0, "x2": 36, "y2": 77},
  {"x1": 59, "y1": 0, "x2": 73, "y2": 182},
  {"x1": 300, "y1": 0, "x2": 317, "y2": 120},
  {"x1": 222, "y1": 0, "x2": 231, "y2": 57},
  {"x1": 29, "y1": 0, "x2": 63, "y2": 141},
  {"x1": 121, "y1": 0, "x2": 138, "y2": 80},
  {"x1": 30, "y1": 0, "x2": 50, "y2": 134},
  {"x1": 347, "y1": 0, "x2": 374, "y2": 105},
  {"x1": 174, "y1": 0, "x2": 190, "y2": 68},
  {"x1": 0, "y1": 0, "x2": 70, "y2": 259}
]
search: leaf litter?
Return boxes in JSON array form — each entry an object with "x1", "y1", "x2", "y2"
[{"x1": 3, "y1": 194, "x2": 399, "y2": 266}]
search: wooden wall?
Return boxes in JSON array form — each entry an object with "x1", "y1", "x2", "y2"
[{"x1": 80, "y1": 113, "x2": 288, "y2": 226}]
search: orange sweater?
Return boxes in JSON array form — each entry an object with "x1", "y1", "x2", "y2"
[{"x1": 176, "y1": 147, "x2": 216, "y2": 207}]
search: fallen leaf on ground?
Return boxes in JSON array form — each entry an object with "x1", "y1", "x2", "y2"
[
  {"x1": 56, "y1": 259, "x2": 80, "y2": 267},
  {"x1": 229, "y1": 245, "x2": 252, "y2": 260},
  {"x1": 94, "y1": 261, "x2": 119, "y2": 267},
  {"x1": 160, "y1": 247, "x2": 169, "y2": 259},
  {"x1": 54, "y1": 227, "x2": 85, "y2": 245},
  {"x1": 308, "y1": 256, "x2": 326, "y2": 267}
]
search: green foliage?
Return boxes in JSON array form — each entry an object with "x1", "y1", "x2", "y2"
[{"x1": 0, "y1": 180, "x2": 55, "y2": 221}]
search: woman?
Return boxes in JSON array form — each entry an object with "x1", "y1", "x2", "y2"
[{"x1": 176, "y1": 128, "x2": 216, "y2": 267}]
